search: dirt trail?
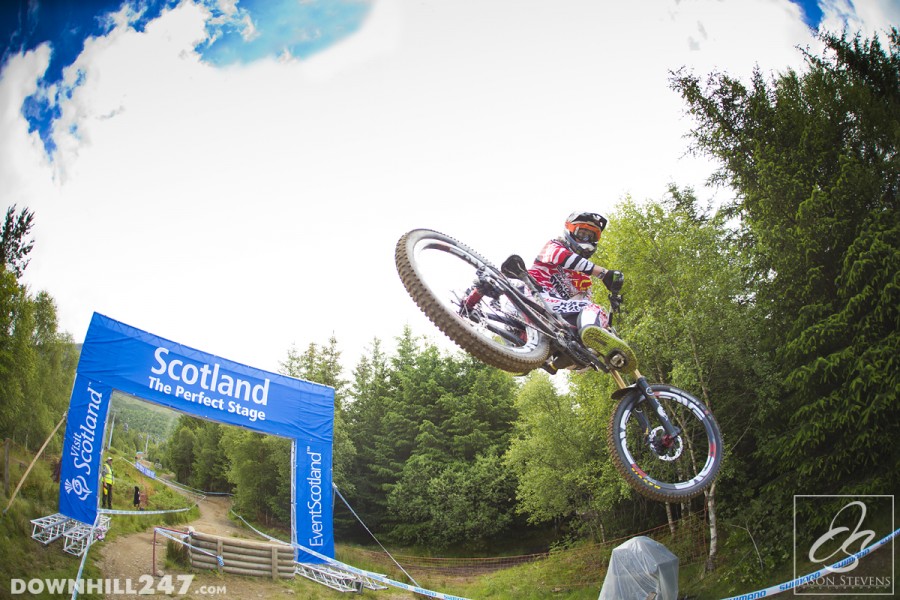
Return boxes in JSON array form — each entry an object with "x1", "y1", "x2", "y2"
[{"x1": 96, "y1": 495, "x2": 297, "y2": 599}]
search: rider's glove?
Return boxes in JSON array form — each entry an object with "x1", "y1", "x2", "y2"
[{"x1": 602, "y1": 269, "x2": 624, "y2": 293}]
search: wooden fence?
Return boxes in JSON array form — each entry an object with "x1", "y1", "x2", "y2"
[{"x1": 189, "y1": 531, "x2": 295, "y2": 579}]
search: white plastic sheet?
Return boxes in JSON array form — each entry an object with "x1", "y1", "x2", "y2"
[{"x1": 598, "y1": 536, "x2": 679, "y2": 600}]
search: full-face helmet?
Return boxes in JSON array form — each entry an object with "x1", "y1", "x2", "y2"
[{"x1": 563, "y1": 211, "x2": 607, "y2": 258}]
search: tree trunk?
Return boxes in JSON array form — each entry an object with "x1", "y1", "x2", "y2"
[
  {"x1": 665, "y1": 503, "x2": 676, "y2": 536},
  {"x1": 705, "y1": 481, "x2": 718, "y2": 573}
]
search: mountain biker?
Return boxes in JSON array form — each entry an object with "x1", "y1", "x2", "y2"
[{"x1": 528, "y1": 211, "x2": 634, "y2": 371}]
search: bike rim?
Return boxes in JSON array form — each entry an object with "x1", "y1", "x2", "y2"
[
  {"x1": 616, "y1": 389, "x2": 720, "y2": 493},
  {"x1": 410, "y1": 236, "x2": 545, "y2": 356}
]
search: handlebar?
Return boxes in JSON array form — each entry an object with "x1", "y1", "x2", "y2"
[{"x1": 608, "y1": 293, "x2": 623, "y2": 328}]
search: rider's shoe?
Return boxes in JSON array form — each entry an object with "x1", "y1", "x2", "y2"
[{"x1": 580, "y1": 325, "x2": 637, "y2": 372}]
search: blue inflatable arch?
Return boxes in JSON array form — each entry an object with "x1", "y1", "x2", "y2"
[{"x1": 57, "y1": 313, "x2": 335, "y2": 562}]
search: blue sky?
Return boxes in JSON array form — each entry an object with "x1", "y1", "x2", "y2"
[
  {"x1": 2, "y1": 0, "x2": 372, "y2": 156},
  {"x1": 793, "y1": 0, "x2": 826, "y2": 28},
  {"x1": 0, "y1": 0, "x2": 897, "y2": 375}
]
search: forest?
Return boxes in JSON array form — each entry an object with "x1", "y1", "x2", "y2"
[{"x1": 0, "y1": 29, "x2": 896, "y2": 591}]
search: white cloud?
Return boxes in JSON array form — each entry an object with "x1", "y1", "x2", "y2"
[
  {"x1": 0, "y1": 45, "x2": 55, "y2": 199},
  {"x1": 1, "y1": 0, "x2": 891, "y2": 375},
  {"x1": 820, "y1": 0, "x2": 900, "y2": 43}
]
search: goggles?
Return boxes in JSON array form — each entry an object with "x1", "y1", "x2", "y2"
[{"x1": 572, "y1": 226, "x2": 600, "y2": 244}]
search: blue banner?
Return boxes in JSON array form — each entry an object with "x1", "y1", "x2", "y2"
[
  {"x1": 59, "y1": 313, "x2": 335, "y2": 562},
  {"x1": 295, "y1": 440, "x2": 332, "y2": 562},
  {"x1": 58, "y1": 375, "x2": 112, "y2": 527},
  {"x1": 135, "y1": 462, "x2": 156, "y2": 479}
]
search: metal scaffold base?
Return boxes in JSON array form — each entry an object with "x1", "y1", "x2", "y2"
[
  {"x1": 63, "y1": 515, "x2": 111, "y2": 557},
  {"x1": 295, "y1": 563, "x2": 387, "y2": 593},
  {"x1": 30, "y1": 513, "x2": 78, "y2": 545},
  {"x1": 31, "y1": 513, "x2": 111, "y2": 557}
]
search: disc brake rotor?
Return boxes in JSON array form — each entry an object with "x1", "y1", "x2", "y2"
[{"x1": 649, "y1": 427, "x2": 683, "y2": 461}]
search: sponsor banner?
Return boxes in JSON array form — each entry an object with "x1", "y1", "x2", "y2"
[
  {"x1": 59, "y1": 375, "x2": 112, "y2": 527},
  {"x1": 295, "y1": 441, "x2": 334, "y2": 561},
  {"x1": 59, "y1": 313, "x2": 335, "y2": 562},
  {"x1": 135, "y1": 462, "x2": 156, "y2": 479},
  {"x1": 76, "y1": 313, "x2": 333, "y2": 441}
]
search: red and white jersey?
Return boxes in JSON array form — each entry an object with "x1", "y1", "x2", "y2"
[{"x1": 528, "y1": 239, "x2": 596, "y2": 301}]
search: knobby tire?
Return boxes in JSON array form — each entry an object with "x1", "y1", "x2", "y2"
[
  {"x1": 395, "y1": 229, "x2": 550, "y2": 373},
  {"x1": 607, "y1": 384, "x2": 723, "y2": 502}
]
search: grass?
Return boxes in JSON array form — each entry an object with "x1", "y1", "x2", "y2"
[
  {"x1": 1, "y1": 446, "x2": 106, "y2": 599},
  {"x1": 4, "y1": 445, "x2": 896, "y2": 600},
  {"x1": 0, "y1": 445, "x2": 198, "y2": 599}
]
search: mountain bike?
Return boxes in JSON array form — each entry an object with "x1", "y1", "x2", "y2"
[{"x1": 395, "y1": 229, "x2": 722, "y2": 503}]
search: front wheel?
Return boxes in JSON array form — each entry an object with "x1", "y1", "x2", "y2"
[
  {"x1": 607, "y1": 384, "x2": 723, "y2": 502},
  {"x1": 395, "y1": 229, "x2": 550, "y2": 373}
]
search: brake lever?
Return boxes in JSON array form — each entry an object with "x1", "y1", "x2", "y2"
[
  {"x1": 609, "y1": 293, "x2": 624, "y2": 310},
  {"x1": 607, "y1": 293, "x2": 624, "y2": 329}
]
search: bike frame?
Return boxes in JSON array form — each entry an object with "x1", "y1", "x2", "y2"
[{"x1": 488, "y1": 256, "x2": 681, "y2": 440}]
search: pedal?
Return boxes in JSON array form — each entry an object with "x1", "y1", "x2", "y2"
[
  {"x1": 608, "y1": 351, "x2": 628, "y2": 369},
  {"x1": 580, "y1": 327, "x2": 637, "y2": 372}
]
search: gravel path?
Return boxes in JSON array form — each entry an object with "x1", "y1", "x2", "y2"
[{"x1": 96, "y1": 495, "x2": 299, "y2": 599}]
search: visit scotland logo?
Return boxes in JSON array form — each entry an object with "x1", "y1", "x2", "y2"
[
  {"x1": 58, "y1": 378, "x2": 108, "y2": 523},
  {"x1": 63, "y1": 476, "x2": 92, "y2": 501}
]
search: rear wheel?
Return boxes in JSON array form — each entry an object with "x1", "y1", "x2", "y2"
[
  {"x1": 607, "y1": 384, "x2": 723, "y2": 502},
  {"x1": 395, "y1": 229, "x2": 549, "y2": 373}
]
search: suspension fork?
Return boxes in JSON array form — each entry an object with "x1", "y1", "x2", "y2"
[{"x1": 614, "y1": 370, "x2": 680, "y2": 439}]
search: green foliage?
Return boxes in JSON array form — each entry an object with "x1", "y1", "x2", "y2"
[
  {"x1": 505, "y1": 371, "x2": 625, "y2": 534},
  {"x1": 220, "y1": 427, "x2": 285, "y2": 524},
  {"x1": 344, "y1": 328, "x2": 522, "y2": 549},
  {"x1": 109, "y1": 392, "x2": 178, "y2": 442},
  {"x1": 166, "y1": 424, "x2": 197, "y2": 484},
  {"x1": 390, "y1": 452, "x2": 516, "y2": 550},
  {"x1": 0, "y1": 204, "x2": 35, "y2": 279},
  {"x1": 384, "y1": 344, "x2": 519, "y2": 548},
  {"x1": 0, "y1": 216, "x2": 77, "y2": 456},
  {"x1": 671, "y1": 28, "x2": 900, "y2": 498},
  {"x1": 0, "y1": 444, "x2": 198, "y2": 600},
  {"x1": 0, "y1": 446, "x2": 105, "y2": 599},
  {"x1": 596, "y1": 192, "x2": 768, "y2": 500},
  {"x1": 106, "y1": 392, "x2": 177, "y2": 468},
  {"x1": 191, "y1": 420, "x2": 230, "y2": 492}
]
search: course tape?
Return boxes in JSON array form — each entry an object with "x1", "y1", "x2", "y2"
[
  {"x1": 291, "y1": 536, "x2": 470, "y2": 600},
  {"x1": 229, "y1": 510, "x2": 292, "y2": 546},
  {"x1": 229, "y1": 509, "x2": 469, "y2": 599},
  {"x1": 155, "y1": 527, "x2": 224, "y2": 567},
  {"x1": 721, "y1": 527, "x2": 899, "y2": 600},
  {"x1": 70, "y1": 513, "x2": 104, "y2": 600},
  {"x1": 121, "y1": 457, "x2": 232, "y2": 497},
  {"x1": 98, "y1": 460, "x2": 204, "y2": 516},
  {"x1": 99, "y1": 505, "x2": 198, "y2": 516},
  {"x1": 332, "y1": 484, "x2": 421, "y2": 587}
]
